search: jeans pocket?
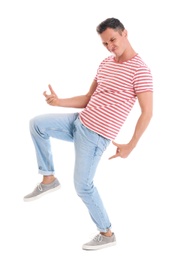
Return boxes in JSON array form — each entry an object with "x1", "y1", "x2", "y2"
[{"x1": 99, "y1": 135, "x2": 111, "y2": 152}]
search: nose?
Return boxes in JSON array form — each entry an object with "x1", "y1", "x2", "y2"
[{"x1": 107, "y1": 42, "x2": 114, "y2": 52}]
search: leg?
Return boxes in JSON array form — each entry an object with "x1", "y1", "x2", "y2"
[
  {"x1": 29, "y1": 112, "x2": 79, "y2": 177},
  {"x1": 24, "y1": 112, "x2": 79, "y2": 201},
  {"x1": 73, "y1": 117, "x2": 111, "y2": 233}
]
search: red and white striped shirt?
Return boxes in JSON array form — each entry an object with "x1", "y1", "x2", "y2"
[{"x1": 79, "y1": 54, "x2": 153, "y2": 140}]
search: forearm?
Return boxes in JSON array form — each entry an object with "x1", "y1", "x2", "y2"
[
  {"x1": 58, "y1": 80, "x2": 97, "y2": 108},
  {"x1": 128, "y1": 112, "x2": 152, "y2": 149},
  {"x1": 57, "y1": 95, "x2": 91, "y2": 108},
  {"x1": 129, "y1": 91, "x2": 153, "y2": 148}
]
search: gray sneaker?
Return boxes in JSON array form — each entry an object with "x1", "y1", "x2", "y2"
[
  {"x1": 82, "y1": 233, "x2": 116, "y2": 250},
  {"x1": 24, "y1": 178, "x2": 61, "y2": 202}
]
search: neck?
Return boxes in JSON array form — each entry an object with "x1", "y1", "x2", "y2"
[{"x1": 115, "y1": 46, "x2": 137, "y2": 63}]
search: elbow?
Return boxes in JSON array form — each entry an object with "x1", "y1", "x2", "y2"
[
  {"x1": 147, "y1": 110, "x2": 153, "y2": 124},
  {"x1": 149, "y1": 110, "x2": 153, "y2": 120},
  {"x1": 150, "y1": 107, "x2": 153, "y2": 119},
  {"x1": 142, "y1": 109, "x2": 153, "y2": 124}
]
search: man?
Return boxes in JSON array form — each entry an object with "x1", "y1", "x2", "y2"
[{"x1": 24, "y1": 18, "x2": 153, "y2": 250}]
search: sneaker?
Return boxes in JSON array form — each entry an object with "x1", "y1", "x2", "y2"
[
  {"x1": 82, "y1": 233, "x2": 116, "y2": 250},
  {"x1": 23, "y1": 178, "x2": 61, "y2": 202}
]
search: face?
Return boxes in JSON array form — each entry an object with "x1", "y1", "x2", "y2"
[{"x1": 100, "y1": 28, "x2": 128, "y2": 58}]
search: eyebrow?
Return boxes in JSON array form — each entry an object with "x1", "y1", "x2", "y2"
[{"x1": 103, "y1": 37, "x2": 116, "y2": 45}]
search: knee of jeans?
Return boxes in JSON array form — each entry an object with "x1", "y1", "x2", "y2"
[
  {"x1": 29, "y1": 116, "x2": 41, "y2": 135},
  {"x1": 74, "y1": 179, "x2": 93, "y2": 197},
  {"x1": 29, "y1": 117, "x2": 36, "y2": 132}
]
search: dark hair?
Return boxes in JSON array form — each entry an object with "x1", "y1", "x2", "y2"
[{"x1": 96, "y1": 18, "x2": 125, "y2": 34}]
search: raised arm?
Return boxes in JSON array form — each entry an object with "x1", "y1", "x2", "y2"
[{"x1": 43, "y1": 80, "x2": 97, "y2": 108}]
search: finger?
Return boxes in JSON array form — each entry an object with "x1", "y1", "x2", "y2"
[
  {"x1": 46, "y1": 96, "x2": 54, "y2": 103},
  {"x1": 48, "y1": 84, "x2": 56, "y2": 95},
  {"x1": 46, "y1": 95, "x2": 56, "y2": 104},
  {"x1": 108, "y1": 156, "x2": 115, "y2": 160},
  {"x1": 43, "y1": 91, "x2": 48, "y2": 97},
  {"x1": 108, "y1": 153, "x2": 120, "y2": 160}
]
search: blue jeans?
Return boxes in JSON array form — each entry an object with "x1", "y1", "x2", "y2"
[{"x1": 29, "y1": 112, "x2": 111, "y2": 232}]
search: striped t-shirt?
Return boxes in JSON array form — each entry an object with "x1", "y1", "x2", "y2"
[{"x1": 79, "y1": 54, "x2": 153, "y2": 140}]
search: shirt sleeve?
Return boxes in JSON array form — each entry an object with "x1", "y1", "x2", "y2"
[{"x1": 133, "y1": 65, "x2": 153, "y2": 94}]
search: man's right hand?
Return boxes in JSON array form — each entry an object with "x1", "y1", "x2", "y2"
[{"x1": 43, "y1": 84, "x2": 59, "y2": 106}]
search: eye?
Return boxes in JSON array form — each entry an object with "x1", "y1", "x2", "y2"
[
  {"x1": 111, "y1": 38, "x2": 116, "y2": 42},
  {"x1": 103, "y1": 42, "x2": 108, "y2": 47}
]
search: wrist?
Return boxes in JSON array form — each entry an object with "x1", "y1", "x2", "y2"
[{"x1": 128, "y1": 140, "x2": 136, "y2": 149}]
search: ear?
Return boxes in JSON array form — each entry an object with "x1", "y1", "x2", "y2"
[{"x1": 123, "y1": 29, "x2": 128, "y2": 37}]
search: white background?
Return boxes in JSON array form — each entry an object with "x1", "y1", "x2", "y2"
[{"x1": 0, "y1": 0, "x2": 175, "y2": 259}]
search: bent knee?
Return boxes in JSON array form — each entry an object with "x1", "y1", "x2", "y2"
[
  {"x1": 29, "y1": 115, "x2": 44, "y2": 135},
  {"x1": 74, "y1": 180, "x2": 93, "y2": 197}
]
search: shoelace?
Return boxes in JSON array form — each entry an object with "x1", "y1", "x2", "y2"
[
  {"x1": 37, "y1": 183, "x2": 43, "y2": 192},
  {"x1": 93, "y1": 234, "x2": 103, "y2": 242}
]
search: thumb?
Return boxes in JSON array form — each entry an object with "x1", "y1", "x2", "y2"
[{"x1": 112, "y1": 141, "x2": 119, "y2": 147}]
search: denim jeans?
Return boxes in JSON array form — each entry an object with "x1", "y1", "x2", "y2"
[{"x1": 29, "y1": 112, "x2": 111, "y2": 232}]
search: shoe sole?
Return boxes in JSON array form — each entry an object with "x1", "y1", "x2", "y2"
[
  {"x1": 82, "y1": 241, "x2": 116, "y2": 250},
  {"x1": 23, "y1": 185, "x2": 61, "y2": 202}
]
